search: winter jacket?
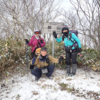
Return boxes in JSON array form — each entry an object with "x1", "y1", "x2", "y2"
[
  {"x1": 56, "y1": 32, "x2": 81, "y2": 49},
  {"x1": 34, "y1": 55, "x2": 59, "y2": 68},
  {"x1": 27, "y1": 35, "x2": 45, "y2": 52}
]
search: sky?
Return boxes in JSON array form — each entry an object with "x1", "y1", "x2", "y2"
[
  {"x1": 53, "y1": 0, "x2": 73, "y2": 22},
  {"x1": 60, "y1": 0, "x2": 72, "y2": 10},
  {"x1": 54, "y1": 0, "x2": 73, "y2": 11}
]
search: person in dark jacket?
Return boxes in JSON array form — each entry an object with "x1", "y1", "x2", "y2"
[
  {"x1": 53, "y1": 25, "x2": 82, "y2": 76},
  {"x1": 30, "y1": 47, "x2": 64, "y2": 81}
]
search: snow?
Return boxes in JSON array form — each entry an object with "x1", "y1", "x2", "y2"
[{"x1": 0, "y1": 68, "x2": 100, "y2": 100}]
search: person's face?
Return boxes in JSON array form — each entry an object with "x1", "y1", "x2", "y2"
[
  {"x1": 35, "y1": 33, "x2": 39, "y2": 37},
  {"x1": 63, "y1": 30, "x2": 68, "y2": 33},
  {"x1": 41, "y1": 50, "x2": 47, "y2": 56}
]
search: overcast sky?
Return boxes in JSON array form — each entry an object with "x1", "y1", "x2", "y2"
[
  {"x1": 60, "y1": 0, "x2": 72, "y2": 10},
  {"x1": 54, "y1": 0, "x2": 73, "y2": 22}
]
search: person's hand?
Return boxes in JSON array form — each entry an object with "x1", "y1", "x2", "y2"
[
  {"x1": 25, "y1": 39, "x2": 29, "y2": 44},
  {"x1": 53, "y1": 31, "x2": 57, "y2": 38},
  {"x1": 77, "y1": 48, "x2": 82, "y2": 53},
  {"x1": 40, "y1": 39, "x2": 43, "y2": 43},
  {"x1": 59, "y1": 56, "x2": 64, "y2": 63},
  {"x1": 30, "y1": 65, "x2": 34, "y2": 69}
]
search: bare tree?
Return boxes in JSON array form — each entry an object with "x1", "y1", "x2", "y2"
[
  {"x1": 60, "y1": 10, "x2": 79, "y2": 29},
  {"x1": 69, "y1": 0, "x2": 100, "y2": 51},
  {"x1": 0, "y1": 0, "x2": 62, "y2": 42}
]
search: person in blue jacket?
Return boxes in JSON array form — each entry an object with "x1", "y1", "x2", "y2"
[{"x1": 53, "y1": 25, "x2": 82, "y2": 76}]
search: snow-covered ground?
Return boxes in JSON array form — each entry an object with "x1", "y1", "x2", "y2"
[{"x1": 0, "y1": 68, "x2": 100, "y2": 100}]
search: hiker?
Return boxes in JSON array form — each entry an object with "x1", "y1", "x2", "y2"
[
  {"x1": 30, "y1": 47, "x2": 64, "y2": 81},
  {"x1": 25, "y1": 30, "x2": 45, "y2": 58},
  {"x1": 53, "y1": 25, "x2": 82, "y2": 76}
]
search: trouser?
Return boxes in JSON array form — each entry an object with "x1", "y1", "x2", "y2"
[
  {"x1": 66, "y1": 49, "x2": 77, "y2": 74},
  {"x1": 31, "y1": 65, "x2": 55, "y2": 78}
]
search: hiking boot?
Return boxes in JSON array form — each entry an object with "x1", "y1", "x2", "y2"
[
  {"x1": 35, "y1": 77, "x2": 39, "y2": 81},
  {"x1": 48, "y1": 76, "x2": 53, "y2": 79},
  {"x1": 66, "y1": 73, "x2": 70, "y2": 76},
  {"x1": 70, "y1": 73, "x2": 75, "y2": 76}
]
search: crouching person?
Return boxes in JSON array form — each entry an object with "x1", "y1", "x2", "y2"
[{"x1": 31, "y1": 47, "x2": 64, "y2": 81}]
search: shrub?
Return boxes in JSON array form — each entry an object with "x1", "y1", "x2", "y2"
[
  {"x1": 46, "y1": 42, "x2": 100, "y2": 71},
  {"x1": 0, "y1": 37, "x2": 31, "y2": 73}
]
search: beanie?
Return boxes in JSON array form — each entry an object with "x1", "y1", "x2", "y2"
[
  {"x1": 62, "y1": 25, "x2": 69, "y2": 33},
  {"x1": 41, "y1": 47, "x2": 47, "y2": 51}
]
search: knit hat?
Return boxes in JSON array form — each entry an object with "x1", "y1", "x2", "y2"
[
  {"x1": 62, "y1": 25, "x2": 69, "y2": 33},
  {"x1": 41, "y1": 47, "x2": 47, "y2": 51}
]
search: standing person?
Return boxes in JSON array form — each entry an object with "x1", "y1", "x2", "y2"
[
  {"x1": 31, "y1": 47, "x2": 64, "y2": 81},
  {"x1": 53, "y1": 26, "x2": 82, "y2": 76},
  {"x1": 25, "y1": 30, "x2": 45, "y2": 58}
]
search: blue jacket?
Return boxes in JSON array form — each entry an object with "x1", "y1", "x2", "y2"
[{"x1": 56, "y1": 32, "x2": 81, "y2": 49}]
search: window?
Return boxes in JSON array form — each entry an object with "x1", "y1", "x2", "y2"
[{"x1": 48, "y1": 26, "x2": 52, "y2": 29}]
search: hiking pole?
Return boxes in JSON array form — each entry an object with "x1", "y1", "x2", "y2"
[
  {"x1": 25, "y1": 43, "x2": 28, "y2": 67},
  {"x1": 52, "y1": 31, "x2": 55, "y2": 65},
  {"x1": 24, "y1": 39, "x2": 29, "y2": 67},
  {"x1": 52, "y1": 30, "x2": 55, "y2": 57},
  {"x1": 52, "y1": 35, "x2": 54, "y2": 57}
]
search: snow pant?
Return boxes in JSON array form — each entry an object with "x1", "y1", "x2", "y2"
[
  {"x1": 31, "y1": 65, "x2": 55, "y2": 78},
  {"x1": 66, "y1": 49, "x2": 77, "y2": 75}
]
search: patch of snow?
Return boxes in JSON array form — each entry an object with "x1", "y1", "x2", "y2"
[{"x1": 0, "y1": 68, "x2": 100, "y2": 100}]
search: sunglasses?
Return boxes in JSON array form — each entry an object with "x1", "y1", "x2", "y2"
[{"x1": 35, "y1": 32, "x2": 39, "y2": 34}]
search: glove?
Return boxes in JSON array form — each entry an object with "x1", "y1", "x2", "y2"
[
  {"x1": 53, "y1": 31, "x2": 57, "y2": 38},
  {"x1": 59, "y1": 56, "x2": 64, "y2": 63},
  {"x1": 30, "y1": 65, "x2": 34, "y2": 69},
  {"x1": 25, "y1": 39, "x2": 29, "y2": 44},
  {"x1": 38, "y1": 41, "x2": 41, "y2": 46},
  {"x1": 77, "y1": 48, "x2": 82, "y2": 53},
  {"x1": 40, "y1": 39, "x2": 43, "y2": 43}
]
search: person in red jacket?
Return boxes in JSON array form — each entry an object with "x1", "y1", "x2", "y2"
[{"x1": 25, "y1": 30, "x2": 45, "y2": 58}]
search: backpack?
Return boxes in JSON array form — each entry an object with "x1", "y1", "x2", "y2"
[
  {"x1": 69, "y1": 30, "x2": 78, "y2": 48},
  {"x1": 69, "y1": 30, "x2": 78, "y2": 37}
]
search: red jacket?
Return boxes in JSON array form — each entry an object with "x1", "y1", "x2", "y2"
[{"x1": 27, "y1": 35, "x2": 45, "y2": 52}]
